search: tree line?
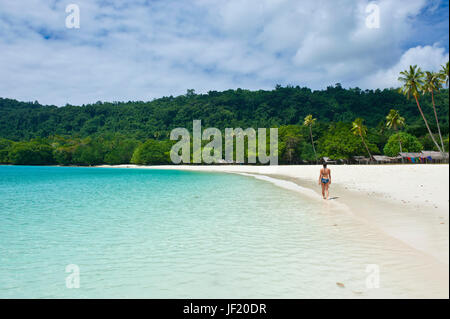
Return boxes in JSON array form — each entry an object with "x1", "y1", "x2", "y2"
[{"x1": 0, "y1": 63, "x2": 448, "y2": 165}]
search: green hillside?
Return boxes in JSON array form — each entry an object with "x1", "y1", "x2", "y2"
[{"x1": 0, "y1": 84, "x2": 448, "y2": 165}]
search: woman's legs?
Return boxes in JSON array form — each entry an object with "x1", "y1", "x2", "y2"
[
  {"x1": 324, "y1": 182, "x2": 330, "y2": 199},
  {"x1": 321, "y1": 182, "x2": 326, "y2": 199}
]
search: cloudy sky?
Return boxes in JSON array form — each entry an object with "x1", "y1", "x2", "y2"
[{"x1": 0, "y1": 0, "x2": 448, "y2": 106}]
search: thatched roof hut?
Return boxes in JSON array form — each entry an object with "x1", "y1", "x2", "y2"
[
  {"x1": 321, "y1": 157, "x2": 337, "y2": 164},
  {"x1": 420, "y1": 151, "x2": 449, "y2": 160},
  {"x1": 373, "y1": 155, "x2": 394, "y2": 163},
  {"x1": 399, "y1": 151, "x2": 449, "y2": 163},
  {"x1": 353, "y1": 156, "x2": 370, "y2": 164}
]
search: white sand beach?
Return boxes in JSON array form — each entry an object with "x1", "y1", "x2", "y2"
[{"x1": 98, "y1": 163, "x2": 449, "y2": 297}]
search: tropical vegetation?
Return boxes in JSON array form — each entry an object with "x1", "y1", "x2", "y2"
[{"x1": 0, "y1": 63, "x2": 448, "y2": 165}]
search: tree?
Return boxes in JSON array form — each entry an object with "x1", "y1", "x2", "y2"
[
  {"x1": 319, "y1": 122, "x2": 379, "y2": 160},
  {"x1": 299, "y1": 142, "x2": 316, "y2": 162},
  {"x1": 9, "y1": 141, "x2": 55, "y2": 165},
  {"x1": 440, "y1": 61, "x2": 449, "y2": 88},
  {"x1": 303, "y1": 114, "x2": 318, "y2": 163},
  {"x1": 385, "y1": 109, "x2": 405, "y2": 159},
  {"x1": 398, "y1": 65, "x2": 442, "y2": 152},
  {"x1": 0, "y1": 138, "x2": 13, "y2": 163},
  {"x1": 53, "y1": 146, "x2": 75, "y2": 165},
  {"x1": 278, "y1": 125, "x2": 303, "y2": 164},
  {"x1": 351, "y1": 118, "x2": 373, "y2": 160},
  {"x1": 103, "y1": 138, "x2": 139, "y2": 165},
  {"x1": 423, "y1": 71, "x2": 445, "y2": 153},
  {"x1": 383, "y1": 132, "x2": 423, "y2": 157},
  {"x1": 281, "y1": 134, "x2": 301, "y2": 164},
  {"x1": 72, "y1": 139, "x2": 105, "y2": 165},
  {"x1": 131, "y1": 139, "x2": 170, "y2": 165}
]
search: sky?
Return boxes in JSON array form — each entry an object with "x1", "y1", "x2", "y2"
[{"x1": 0, "y1": 0, "x2": 448, "y2": 106}]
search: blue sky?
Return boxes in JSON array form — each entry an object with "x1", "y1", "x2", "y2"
[{"x1": 0, "y1": 0, "x2": 448, "y2": 106}]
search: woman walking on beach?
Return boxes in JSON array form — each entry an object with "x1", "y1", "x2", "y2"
[{"x1": 319, "y1": 164, "x2": 331, "y2": 200}]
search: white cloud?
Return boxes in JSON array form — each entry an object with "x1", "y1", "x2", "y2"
[
  {"x1": 362, "y1": 45, "x2": 449, "y2": 88},
  {"x1": 0, "y1": 0, "x2": 448, "y2": 105}
]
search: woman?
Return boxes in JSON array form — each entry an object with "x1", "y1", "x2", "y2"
[{"x1": 318, "y1": 163, "x2": 331, "y2": 200}]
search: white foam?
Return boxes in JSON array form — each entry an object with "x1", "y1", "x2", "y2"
[{"x1": 235, "y1": 172, "x2": 351, "y2": 213}]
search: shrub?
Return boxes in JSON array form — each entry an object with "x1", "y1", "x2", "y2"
[{"x1": 383, "y1": 132, "x2": 423, "y2": 156}]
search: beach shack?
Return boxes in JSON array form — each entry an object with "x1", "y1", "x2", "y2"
[
  {"x1": 321, "y1": 157, "x2": 337, "y2": 164},
  {"x1": 352, "y1": 155, "x2": 370, "y2": 164},
  {"x1": 399, "y1": 152, "x2": 424, "y2": 163},
  {"x1": 420, "y1": 151, "x2": 449, "y2": 163},
  {"x1": 372, "y1": 155, "x2": 394, "y2": 164},
  {"x1": 398, "y1": 151, "x2": 448, "y2": 164}
]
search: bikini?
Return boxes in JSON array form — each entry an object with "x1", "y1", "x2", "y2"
[{"x1": 321, "y1": 178, "x2": 329, "y2": 184}]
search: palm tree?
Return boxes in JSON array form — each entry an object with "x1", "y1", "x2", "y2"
[
  {"x1": 303, "y1": 114, "x2": 317, "y2": 163},
  {"x1": 398, "y1": 65, "x2": 442, "y2": 152},
  {"x1": 423, "y1": 71, "x2": 445, "y2": 153},
  {"x1": 351, "y1": 118, "x2": 373, "y2": 160},
  {"x1": 440, "y1": 61, "x2": 449, "y2": 88},
  {"x1": 386, "y1": 109, "x2": 405, "y2": 161}
]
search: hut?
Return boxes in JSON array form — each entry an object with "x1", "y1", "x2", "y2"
[
  {"x1": 399, "y1": 151, "x2": 449, "y2": 164},
  {"x1": 399, "y1": 152, "x2": 424, "y2": 163},
  {"x1": 352, "y1": 155, "x2": 370, "y2": 164},
  {"x1": 372, "y1": 155, "x2": 393, "y2": 164},
  {"x1": 321, "y1": 157, "x2": 337, "y2": 164},
  {"x1": 371, "y1": 155, "x2": 402, "y2": 164},
  {"x1": 420, "y1": 151, "x2": 449, "y2": 163}
]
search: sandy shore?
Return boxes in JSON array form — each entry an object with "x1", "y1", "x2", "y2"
[{"x1": 98, "y1": 164, "x2": 449, "y2": 265}]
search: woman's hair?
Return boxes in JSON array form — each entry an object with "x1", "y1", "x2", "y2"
[{"x1": 323, "y1": 163, "x2": 327, "y2": 168}]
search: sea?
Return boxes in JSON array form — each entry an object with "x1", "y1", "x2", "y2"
[{"x1": 0, "y1": 166, "x2": 447, "y2": 298}]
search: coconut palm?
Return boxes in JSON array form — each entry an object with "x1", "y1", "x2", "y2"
[
  {"x1": 423, "y1": 71, "x2": 445, "y2": 153},
  {"x1": 386, "y1": 109, "x2": 405, "y2": 160},
  {"x1": 351, "y1": 118, "x2": 373, "y2": 160},
  {"x1": 303, "y1": 114, "x2": 317, "y2": 163},
  {"x1": 398, "y1": 65, "x2": 442, "y2": 152},
  {"x1": 440, "y1": 61, "x2": 449, "y2": 88}
]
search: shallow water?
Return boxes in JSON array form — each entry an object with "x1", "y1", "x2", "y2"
[{"x1": 0, "y1": 166, "x2": 447, "y2": 298}]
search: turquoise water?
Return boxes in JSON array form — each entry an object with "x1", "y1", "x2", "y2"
[{"x1": 0, "y1": 166, "x2": 446, "y2": 298}]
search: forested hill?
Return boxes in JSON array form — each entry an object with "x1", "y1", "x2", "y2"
[{"x1": 1, "y1": 84, "x2": 448, "y2": 141}]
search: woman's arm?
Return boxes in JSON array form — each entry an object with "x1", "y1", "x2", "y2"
[{"x1": 329, "y1": 170, "x2": 331, "y2": 184}]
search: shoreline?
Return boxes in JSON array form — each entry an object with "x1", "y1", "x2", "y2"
[{"x1": 96, "y1": 164, "x2": 449, "y2": 266}]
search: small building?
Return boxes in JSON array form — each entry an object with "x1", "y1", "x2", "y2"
[
  {"x1": 372, "y1": 155, "x2": 392, "y2": 164},
  {"x1": 352, "y1": 156, "x2": 370, "y2": 164},
  {"x1": 321, "y1": 157, "x2": 337, "y2": 164},
  {"x1": 399, "y1": 151, "x2": 449, "y2": 164},
  {"x1": 399, "y1": 152, "x2": 424, "y2": 163},
  {"x1": 371, "y1": 155, "x2": 402, "y2": 164},
  {"x1": 420, "y1": 151, "x2": 449, "y2": 163}
]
